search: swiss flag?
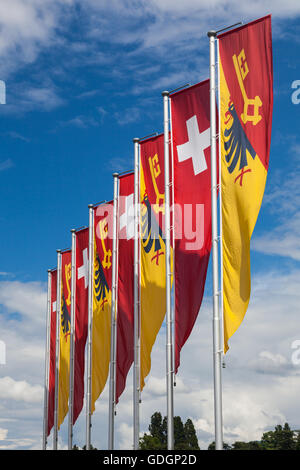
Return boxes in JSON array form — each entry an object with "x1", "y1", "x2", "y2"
[
  {"x1": 73, "y1": 227, "x2": 89, "y2": 424},
  {"x1": 170, "y1": 80, "x2": 215, "y2": 374},
  {"x1": 116, "y1": 172, "x2": 134, "y2": 403}
]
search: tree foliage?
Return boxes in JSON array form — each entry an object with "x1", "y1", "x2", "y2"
[
  {"x1": 208, "y1": 422, "x2": 300, "y2": 450},
  {"x1": 139, "y1": 412, "x2": 200, "y2": 450}
]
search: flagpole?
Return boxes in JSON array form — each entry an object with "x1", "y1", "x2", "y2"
[
  {"x1": 217, "y1": 39, "x2": 225, "y2": 356},
  {"x1": 162, "y1": 90, "x2": 174, "y2": 451},
  {"x1": 108, "y1": 172, "x2": 119, "y2": 450},
  {"x1": 68, "y1": 229, "x2": 76, "y2": 450},
  {"x1": 169, "y1": 98, "x2": 176, "y2": 386},
  {"x1": 53, "y1": 250, "x2": 62, "y2": 450},
  {"x1": 42, "y1": 269, "x2": 52, "y2": 450},
  {"x1": 208, "y1": 30, "x2": 223, "y2": 450},
  {"x1": 86, "y1": 205, "x2": 94, "y2": 450},
  {"x1": 133, "y1": 138, "x2": 141, "y2": 450}
]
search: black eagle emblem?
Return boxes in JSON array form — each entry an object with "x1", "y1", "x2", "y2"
[
  {"x1": 224, "y1": 102, "x2": 257, "y2": 174},
  {"x1": 94, "y1": 253, "x2": 109, "y2": 306},
  {"x1": 141, "y1": 194, "x2": 165, "y2": 264},
  {"x1": 61, "y1": 294, "x2": 70, "y2": 336}
]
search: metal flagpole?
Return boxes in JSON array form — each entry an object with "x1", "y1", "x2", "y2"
[
  {"x1": 169, "y1": 97, "x2": 176, "y2": 388},
  {"x1": 208, "y1": 30, "x2": 223, "y2": 450},
  {"x1": 133, "y1": 138, "x2": 141, "y2": 450},
  {"x1": 42, "y1": 269, "x2": 52, "y2": 450},
  {"x1": 53, "y1": 250, "x2": 62, "y2": 450},
  {"x1": 217, "y1": 39, "x2": 225, "y2": 358},
  {"x1": 68, "y1": 229, "x2": 76, "y2": 450},
  {"x1": 108, "y1": 173, "x2": 119, "y2": 450},
  {"x1": 86, "y1": 205, "x2": 94, "y2": 450},
  {"x1": 162, "y1": 90, "x2": 174, "y2": 450}
]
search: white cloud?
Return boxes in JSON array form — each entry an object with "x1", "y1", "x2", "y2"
[
  {"x1": 118, "y1": 422, "x2": 134, "y2": 450},
  {"x1": 0, "y1": 280, "x2": 46, "y2": 325},
  {"x1": 0, "y1": 265, "x2": 299, "y2": 450},
  {"x1": 0, "y1": 376, "x2": 43, "y2": 403},
  {"x1": 58, "y1": 114, "x2": 99, "y2": 129},
  {"x1": 0, "y1": 159, "x2": 14, "y2": 172},
  {"x1": 0, "y1": 428, "x2": 8, "y2": 440},
  {"x1": 253, "y1": 159, "x2": 300, "y2": 261},
  {"x1": 249, "y1": 350, "x2": 291, "y2": 375},
  {"x1": 23, "y1": 86, "x2": 64, "y2": 111},
  {"x1": 0, "y1": 1, "x2": 70, "y2": 77}
]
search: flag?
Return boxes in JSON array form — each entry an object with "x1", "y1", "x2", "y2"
[
  {"x1": 47, "y1": 269, "x2": 57, "y2": 436},
  {"x1": 73, "y1": 227, "x2": 89, "y2": 424},
  {"x1": 170, "y1": 81, "x2": 213, "y2": 373},
  {"x1": 116, "y1": 172, "x2": 134, "y2": 403},
  {"x1": 219, "y1": 15, "x2": 273, "y2": 351},
  {"x1": 139, "y1": 134, "x2": 167, "y2": 389},
  {"x1": 58, "y1": 249, "x2": 72, "y2": 429},
  {"x1": 91, "y1": 202, "x2": 113, "y2": 413}
]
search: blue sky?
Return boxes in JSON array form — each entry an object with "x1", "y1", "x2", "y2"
[{"x1": 0, "y1": 0, "x2": 300, "y2": 450}]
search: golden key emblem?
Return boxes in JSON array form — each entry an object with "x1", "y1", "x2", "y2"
[
  {"x1": 148, "y1": 154, "x2": 165, "y2": 214},
  {"x1": 99, "y1": 218, "x2": 112, "y2": 269},
  {"x1": 233, "y1": 49, "x2": 262, "y2": 126}
]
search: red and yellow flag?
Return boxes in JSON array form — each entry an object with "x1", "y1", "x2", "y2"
[
  {"x1": 140, "y1": 134, "x2": 166, "y2": 389},
  {"x1": 73, "y1": 227, "x2": 89, "y2": 424},
  {"x1": 58, "y1": 249, "x2": 72, "y2": 429},
  {"x1": 91, "y1": 202, "x2": 113, "y2": 413},
  {"x1": 219, "y1": 15, "x2": 273, "y2": 351},
  {"x1": 116, "y1": 173, "x2": 134, "y2": 402}
]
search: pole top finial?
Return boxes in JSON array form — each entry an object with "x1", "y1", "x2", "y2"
[
  {"x1": 71, "y1": 228, "x2": 76, "y2": 233},
  {"x1": 112, "y1": 172, "x2": 119, "y2": 178},
  {"x1": 207, "y1": 30, "x2": 217, "y2": 37},
  {"x1": 88, "y1": 203, "x2": 94, "y2": 209},
  {"x1": 133, "y1": 137, "x2": 139, "y2": 143},
  {"x1": 57, "y1": 249, "x2": 61, "y2": 253},
  {"x1": 162, "y1": 90, "x2": 169, "y2": 97}
]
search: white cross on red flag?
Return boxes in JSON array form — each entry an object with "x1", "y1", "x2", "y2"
[
  {"x1": 73, "y1": 227, "x2": 89, "y2": 424},
  {"x1": 170, "y1": 80, "x2": 216, "y2": 374},
  {"x1": 116, "y1": 172, "x2": 135, "y2": 403}
]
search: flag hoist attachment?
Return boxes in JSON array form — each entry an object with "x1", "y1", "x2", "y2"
[
  {"x1": 108, "y1": 173, "x2": 119, "y2": 450},
  {"x1": 42, "y1": 269, "x2": 52, "y2": 450},
  {"x1": 68, "y1": 229, "x2": 76, "y2": 449},
  {"x1": 208, "y1": 29, "x2": 224, "y2": 451},
  {"x1": 162, "y1": 90, "x2": 174, "y2": 451},
  {"x1": 86, "y1": 205, "x2": 94, "y2": 450},
  {"x1": 133, "y1": 138, "x2": 141, "y2": 451},
  {"x1": 53, "y1": 249, "x2": 62, "y2": 450}
]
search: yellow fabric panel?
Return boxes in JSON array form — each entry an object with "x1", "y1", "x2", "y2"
[
  {"x1": 140, "y1": 163, "x2": 167, "y2": 390},
  {"x1": 91, "y1": 238, "x2": 111, "y2": 413},
  {"x1": 220, "y1": 57, "x2": 267, "y2": 352}
]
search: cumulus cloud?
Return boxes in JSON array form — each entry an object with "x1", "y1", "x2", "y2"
[
  {"x1": 0, "y1": 377, "x2": 43, "y2": 403},
  {"x1": 0, "y1": 0, "x2": 74, "y2": 78},
  {"x1": 0, "y1": 253, "x2": 299, "y2": 450},
  {"x1": 0, "y1": 280, "x2": 46, "y2": 325}
]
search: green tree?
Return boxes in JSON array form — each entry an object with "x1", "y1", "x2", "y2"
[
  {"x1": 279, "y1": 423, "x2": 295, "y2": 450},
  {"x1": 148, "y1": 412, "x2": 166, "y2": 447},
  {"x1": 261, "y1": 430, "x2": 276, "y2": 450},
  {"x1": 139, "y1": 412, "x2": 200, "y2": 450},
  {"x1": 261, "y1": 423, "x2": 295, "y2": 450},
  {"x1": 184, "y1": 419, "x2": 200, "y2": 450},
  {"x1": 231, "y1": 441, "x2": 262, "y2": 450},
  {"x1": 294, "y1": 431, "x2": 300, "y2": 450},
  {"x1": 139, "y1": 434, "x2": 163, "y2": 450},
  {"x1": 208, "y1": 441, "x2": 231, "y2": 450},
  {"x1": 174, "y1": 416, "x2": 186, "y2": 450}
]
